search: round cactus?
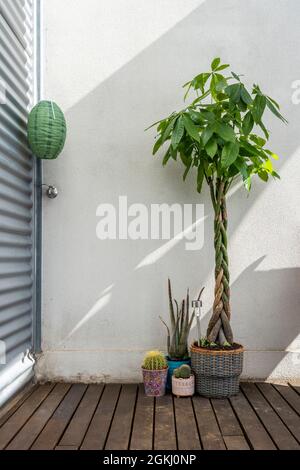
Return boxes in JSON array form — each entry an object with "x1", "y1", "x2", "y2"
[
  {"x1": 174, "y1": 364, "x2": 191, "y2": 379},
  {"x1": 179, "y1": 364, "x2": 191, "y2": 378},
  {"x1": 142, "y1": 351, "x2": 168, "y2": 370}
]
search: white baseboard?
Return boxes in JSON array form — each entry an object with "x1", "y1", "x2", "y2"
[{"x1": 35, "y1": 348, "x2": 300, "y2": 383}]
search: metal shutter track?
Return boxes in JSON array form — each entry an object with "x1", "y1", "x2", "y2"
[{"x1": 0, "y1": 0, "x2": 35, "y2": 396}]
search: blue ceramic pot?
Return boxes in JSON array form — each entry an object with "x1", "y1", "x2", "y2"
[{"x1": 166, "y1": 357, "x2": 191, "y2": 390}]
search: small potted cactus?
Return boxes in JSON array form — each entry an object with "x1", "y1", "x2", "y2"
[
  {"x1": 142, "y1": 351, "x2": 168, "y2": 397},
  {"x1": 172, "y1": 364, "x2": 195, "y2": 398}
]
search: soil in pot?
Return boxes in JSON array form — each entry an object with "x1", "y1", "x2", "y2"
[{"x1": 191, "y1": 341, "x2": 243, "y2": 351}]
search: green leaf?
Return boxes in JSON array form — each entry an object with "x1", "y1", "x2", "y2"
[
  {"x1": 231, "y1": 71, "x2": 241, "y2": 82},
  {"x1": 183, "y1": 83, "x2": 192, "y2": 101},
  {"x1": 263, "y1": 158, "x2": 273, "y2": 172},
  {"x1": 214, "y1": 74, "x2": 228, "y2": 92},
  {"x1": 192, "y1": 73, "x2": 211, "y2": 93},
  {"x1": 192, "y1": 89, "x2": 211, "y2": 105},
  {"x1": 153, "y1": 136, "x2": 163, "y2": 155},
  {"x1": 171, "y1": 116, "x2": 185, "y2": 149},
  {"x1": 162, "y1": 147, "x2": 171, "y2": 166},
  {"x1": 238, "y1": 100, "x2": 247, "y2": 112},
  {"x1": 225, "y1": 83, "x2": 241, "y2": 103},
  {"x1": 188, "y1": 110, "x2": 203, "y2": 124},
  {"x1": 240, "y1": 140, "x2": 262, "y2": 157},
  {"x1": 242, "y1": 112, "x2": 254, "y2": 135},
  {"x1": 228, "y1": 164, "x2": 239, "y2": 177},
  {"x1": 265, "y1": 150, "x2": 279, "y2": 160},
  {"x1": 201, "y1": 126, "x2": 213, "y2": 146},
  {"x1": 215, "y1": 122, "x2": 236, "y2": 142},
  {"x1": 201, "y1": 110, "x2": 215, "y2": 122},
  {"x1": 244, "y1": 176, "x2": 252, "y2": 191},
  {"x1": 258, "y1": 170, "x2": 268, "y2": 182},
  {"x1": 205, "y1": 138, "x2": 218, "y2": 158},
  {"x1": 266, "y1": 97, "x2": 288, "y2": 123},
  {"x1": 183, "y1": 159, "x2": 192, "y2": 181},
  {"x1": 267, "y1": 95, "x2": 280, "y2": 109},
  {"x1": 182, "y1": 114, "x2": 201, "y2": 142},
  {"x1": 161, "y1": 117, "x2": 176, "y2": 144},
  {"x1": 240, "y1": 85, "x2": 253, "y2": 105},
  {"x1": 252, "y1": 95, "x2": 266, "y2": 123},
  {"x1": 145, "y1": 120, "x2": 163, "y2": 131},
  {"x1": 258, "y1": 121, "x2": 269, "y2": 140},
  {"x1": 249, "y1": 134, "x2": 266, "y2": 147},
  {"x1": 197, "y1": 165, "x2": 204, "y2": 193},
  {"x1": 235, "y1": 157, "x2": 247, "y2": 176},
  {"x1": 221, "y1": 141, "x2": 239, "y2": 167},
  {"x1": 179, "y1": 151, "x2": 190, "y2": 166},
  {"x1": 235, "y1": 158, "x2": 251, "y2": 191},
  {"x1": 271, "y1": 170, "x2": 280, "y2": 179},
  {"x1": 216, "y1": 92, "x2": 227, "y2": 101},
  {"x1": 170, "y1": 146, "x2": 177, "y2": 161},
  {"x1": 216, "y1": 64, "x2": 229, "y2": 71},
  {"x1": 211, "y1": 57, "x2": 221, "y2": 70}
]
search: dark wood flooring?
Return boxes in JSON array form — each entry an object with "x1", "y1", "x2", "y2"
[{"x1": 0, "y1": 382, "x2": 299, "y2": 450}]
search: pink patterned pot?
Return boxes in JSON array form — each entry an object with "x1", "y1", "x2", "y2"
[{"x1": 142, "y1": 367, "x2": 168, "y2": 397}]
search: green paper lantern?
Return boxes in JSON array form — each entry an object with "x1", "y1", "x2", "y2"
[{"x1": 27, "y1": 101, "x2": 67, "y2": 160}]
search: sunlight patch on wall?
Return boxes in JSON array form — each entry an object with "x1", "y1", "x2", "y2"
[
  {"x1": 135, "y1": 215, "x2": 207, "y2": 269},
  {"x1": 44, "y1": 0, "x2": 206, "y2": 110},
  {"x1": 60, "y1": 284, "x2": 114, "y2": 344}
]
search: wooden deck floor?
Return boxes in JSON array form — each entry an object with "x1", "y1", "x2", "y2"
[{"x1": 0, "y1": 382, "x2": 299, "y2": 450}]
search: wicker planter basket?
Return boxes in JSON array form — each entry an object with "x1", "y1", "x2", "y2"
[
  {"x1": 172, "y1": 374, "x2": 195, "y2": 397},
  {"x1": 191, "y1": 344, "x2": 244, "y2": 398}
]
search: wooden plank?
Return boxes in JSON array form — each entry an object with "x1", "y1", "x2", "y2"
[
  {"x1": 154, "y1": 394, "x2": 177, "y2": 450},
  {"x1": 130, "y1": 384, "x2": 154, "y2": 450},
  {"x1": 174, "y1": 397, "x2": 201, "y2": 450},
  {"x1": 0, "y1": 383, "x2": 37, "y2": 427},
  {"x1": 274, "y1": 384, "x2": 300, "y2": 415},
  {"x1": 241, "y1": 383, "x2": 299, "y2": 450},
  {"x1": 59, "y1": 384, "x2": 103, "y2": 448},
  {"x1": 81, "y1": 384, "x2": 121, "y2": 450},
  {"x1": 223, "y1": 435, "x2": 250, "y2": 450},
  {"x1": 230, "y1": 391, "x2": 276, "y2": 450},
  {"x1": 31, "y1": 384, "x2": 87, "y2": 450},
  {"x1": 56, "y1": 446, "x2": 78, "y2": 450},
  {"x1": 211, "y1": 398, "x2": 243, "y2": 436},
  {"x1": 6, "y1": 383, "x2": 71, "y2": 450},
  {"x1": 0, "y1": 383, "x2": 54, "y2": 450},
  {"x1": 290, "y1": 384, "x2": 300, "y2": 395},
  {"x1": 193, "y1": 396, "x2": 225, "y2": 450},
  {"x1": 257, "y1": 383, "x2": 300, "y2": 443},
  {"x1": 105, "y1": 384, "x2": 137, "y2": 450}
]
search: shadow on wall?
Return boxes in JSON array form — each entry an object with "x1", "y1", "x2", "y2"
[
  {"x1": 189, "y1": 258, "x2": 300, "y2": 377},
  {"x1": 43, "y1": 0, "x2": 300, "y2": 378}
]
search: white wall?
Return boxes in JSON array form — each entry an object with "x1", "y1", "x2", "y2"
[{"x1": 36, "y1": 0, "x2": 300, "y2": 382}]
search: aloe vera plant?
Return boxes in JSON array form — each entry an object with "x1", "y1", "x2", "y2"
[{"x1": 160, "y1": 279, "x2": 204, "y2": 360}]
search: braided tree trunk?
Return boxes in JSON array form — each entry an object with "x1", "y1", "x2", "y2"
[{"x1": 206, "y1": 179, "x2": 233, "y2": 344}]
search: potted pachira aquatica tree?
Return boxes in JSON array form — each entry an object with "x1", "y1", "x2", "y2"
[{"x1": 149, "y1": 58, "x2": 286, "y2": 398}]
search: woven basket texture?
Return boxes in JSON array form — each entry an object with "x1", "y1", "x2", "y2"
[{"x1": 191, "y1": 346, "x2": 243, "y2": 398}]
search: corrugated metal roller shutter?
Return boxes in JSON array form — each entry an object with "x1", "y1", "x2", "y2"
[{"x1": 0, "y1": 0, "x2": 36, "y2": 406}]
